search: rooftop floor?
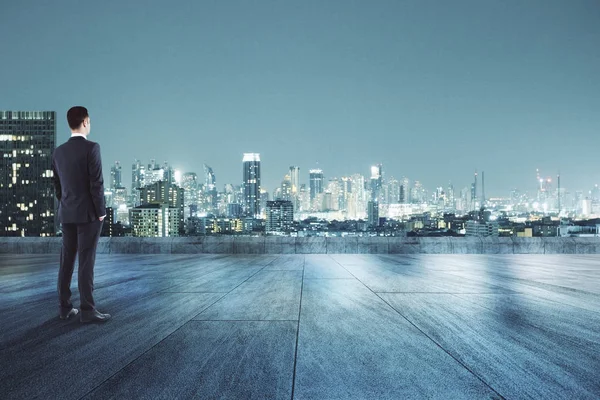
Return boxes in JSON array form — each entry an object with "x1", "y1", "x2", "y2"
[{"x1": 1, "y1": 254, "x2": 599, "y2": 399}]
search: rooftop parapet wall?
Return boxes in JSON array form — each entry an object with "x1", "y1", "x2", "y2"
[{"x1": 1, "y1": 237, "x2": 599, "y2": 254}]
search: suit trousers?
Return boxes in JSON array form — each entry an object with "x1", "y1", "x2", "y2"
[{"x1": 58, "y1": 219, "x2": 103, "y2": 311}]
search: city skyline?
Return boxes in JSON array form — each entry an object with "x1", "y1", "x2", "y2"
[{"x1": 1, "y1": 1, "x2": 599, "y2": 195}]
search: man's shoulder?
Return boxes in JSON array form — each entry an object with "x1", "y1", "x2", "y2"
[
  {"x1": 74, "y1": 138, "x2": 100, "y2": 151},
  {"x1": 54, "y1": 138, "x2": 100, "y2": 157},
  {"x1": 86, "y1": 139, "x2": 100, "y2": 149}
]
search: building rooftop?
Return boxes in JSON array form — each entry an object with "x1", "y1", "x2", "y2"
[{"x1": 1, "y1": 253, "x2": 599, "y2": 399}]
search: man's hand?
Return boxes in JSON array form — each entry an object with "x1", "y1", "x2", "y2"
[{"x1": 99, "y1": 215, "x2": 106, "y2": 222}]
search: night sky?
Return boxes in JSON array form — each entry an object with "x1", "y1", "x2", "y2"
[{"x1": 1, "y1": 0, "x2": 599, "y2": 196}]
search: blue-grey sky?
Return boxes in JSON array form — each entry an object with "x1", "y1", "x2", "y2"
[{"x1": 1, "y1": 0, "x2": 599, "y2": 197}]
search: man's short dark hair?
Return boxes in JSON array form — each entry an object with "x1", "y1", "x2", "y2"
[{"x1": 67, "y1": 106, "x2": 89, "y2": 130}]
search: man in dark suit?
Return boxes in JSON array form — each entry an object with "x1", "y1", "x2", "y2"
[{"x1": 52, "y1": 106, "x2": 111, "y2": 323}]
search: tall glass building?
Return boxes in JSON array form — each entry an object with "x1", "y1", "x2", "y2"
[
  {"x1": 0, "y1": 111, "x2": 56, "y2": 236},
  {"x1": 182, "y1": 172, "x2": 198, "y2": 218},
  {"x1": 243, "y1": 153, "x2": 261, "y2": 218},
  {"x1": 110, "y1": 161, "x2": 122, "y2": 189},
  {"x1": 131, "y1": 159, "x2": 145, "y2": 206},
  {"x1": 309, "y1": 169, "x2": 324, "y2": 201},
  {"x1": 203, "y1": 164, "x2": 217, "y2": 213},
  {"x1": 370, "y1": 164, "x2": 383, "y2": 202}
]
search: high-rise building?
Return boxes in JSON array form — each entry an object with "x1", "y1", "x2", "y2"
[
  {"x1": 110, "y1": 161, "x2": 122, "y2": 189},
  {"x1": 400, "y1": 177, "x2": 410, "y2": 204},
  {"x1": 298, "y1": 184, "x2": 309, "y2": 212},
  {"x1": 162, "y1": 161, "x2": 175, "y2": 185},
  {"x1": 340, "y1": 177, "x2": 352, "y2": 211},
  {"x1": 227, "y1": 203, "x2": 243, "y2": 218},
  {"x1": 289, "y1": 166, "x2": 300, "y2": 210},
  {"x1": 471, "y1": 171, "x2": 478, "y2": 211},
  {"x1": 130, "y1": 203, "x2": 181, "y2": 237},
  {"x1": 260, "y1": 188, "x2": 269, "y2": 216},
  {"x1": 386, "y1": 177, "x2": 400, "y2": 204},
  {"x1": 266, "y1": 200, "x2": 294, "y2": 234},
  {"x1": 309, "y1": 169, "x2": 324, "y2": 205},
  {"x1": 138, "y1": 180, "x2": 185, "y2": 235},
  {"x1": 203, "y1": 164, "x2": 217, "y2": 213},
  {"x1": 104, "y1": 189, "x2": 114, "y2": 209},
  {"x1": 412, "y1": 181, "x2": 425, "y2": 204},
  {"x1": 182, "y1": 172, "x2": 199, "y2": 218},
  {"x1": 139, "y1": 181, "x2": 184, "y2": 208},
  {"x1": 113, "y1": 187, "x2": 129, "y2": 225},
  {"x1": 370, "y1": 164, "x2": 383, "y2": 202},
  {"x1": 281, "y1": 174, "x2": 292, "y2": 201},
  {"x1": 0, "y1": 111, "x2": 56, "y2": 236},
  {"x1": 347, "y1": 174, "x2": 366, "y2": 220},
  {"x1": 145, "y1": 163, "x2": 165, "y2": 186},
  {"x1": 131, "y1": 159, "x2": 145, "y2": 206},
  {"x1": 326, "y1": 178, "x2": 341, "y2": 211},
  {"x1": 447, "y1": 182, "x2": 455, "y2": 209},
  {"x1": 242, "y1": 153, "x2": 261, "y2": 218},
  {"x1": 368, "y1": 200, "x2": 379, "y2": 227},
  {"x1": 204, "y1": 164, "x2": 216, "y2": 189}
]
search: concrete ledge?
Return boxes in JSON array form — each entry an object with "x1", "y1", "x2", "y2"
[
  {"x1": 264, "y1": 237, "x2": 296, "y2": 254},
  {"x1": 1, "y1": 237, "x2": 599, "y2": 254}
]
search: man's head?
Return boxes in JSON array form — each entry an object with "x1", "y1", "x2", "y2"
[{"x1": 67, "y1": 106, "x2": 91, "y2": 135}]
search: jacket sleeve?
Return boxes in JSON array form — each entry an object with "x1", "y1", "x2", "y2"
[
  {"x1": 88, "y1": 142, "x2": 106, "y2": 218},
  {"x1": 51, "y1": 155, "x2": 61, "y2": 201}
]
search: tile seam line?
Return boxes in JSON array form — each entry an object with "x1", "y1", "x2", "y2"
[
  {"x1": 76, "y1": 255, "x2": 281, "y2": 400},
  {"x1": 328, "y1": 255, "x2": 507, "y2": 400},
  {"x1": 290, "y1": 256, "x2": 306, "y2": 400},
  {"x1": 189, "y1": 319, "x2": 299, "y2": 322}
]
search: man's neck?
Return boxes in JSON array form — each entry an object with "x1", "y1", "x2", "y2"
[{"x1": 71, "y1": 132, "x2": 88, "y2": 138}]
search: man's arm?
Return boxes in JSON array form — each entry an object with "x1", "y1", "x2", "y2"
[
  {"x1": 51, "y1": 156, "x2": 61, "y2": 201},
  {"x1": 88, "y1": 142, "x2": 106, "y2": 220}
]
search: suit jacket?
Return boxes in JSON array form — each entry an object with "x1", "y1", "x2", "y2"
[{"x1": 52, "y1": 136, "x2": 106, "y2": 224}]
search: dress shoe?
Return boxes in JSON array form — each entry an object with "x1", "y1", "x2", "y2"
[
  {"x1": 80, "y1": 309, "x2": 111, "y2": 323},
  {"x1": 59, "y1": 308, "x2": 79, "y2": 320}
]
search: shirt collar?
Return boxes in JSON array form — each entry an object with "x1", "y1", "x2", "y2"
[{"x1": 70, "y1": 133, "x2": 87, "y2": 139}]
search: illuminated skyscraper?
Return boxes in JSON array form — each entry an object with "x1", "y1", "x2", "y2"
[
  {"x1": 203, "y1": 164, "x2": 217, "y2": 212},
  {"x1": 309, "y1": 169, "x2": 324, "y2": 201},
  {"x1": 131, "y1": 159, "x2": 145, "y2": 206},
  {"x1": 400, "y1": 177, "x2": 410, "y2": 204},
  {"x1": 137, "y1": 180, "x2": 185, "y2": 235},
  {"x1": 281, "y1": 174, "x2": 292, "y2": 201},
  {"x1": 0, "y1": 111, "x2": 56, "y2": 236},
  {"x1": 340, "y1": 177, "x2": 352, "y2": 211},
  {"x1": 386, "y1": 176, "x2": 399, "y2": 204},
  {"x1": 130, "y1": 204, "x2": 181, "y2": 237},
  {"x1": 289, "y1": 166, "x2": 300, "y2": 210},
  {"x1": 145, "y1": 160, "x2": 165, "y2": 186},
  {"x1": 182, "y1": 172, "x2": 199, "y2": 218},
  {"x1": 370, "y1": 164, "x2": 383, "y2": 202},
  {"x1": 110, "y1": 161, "x2": 122, "y2": 189},
  {"x1": 266, "y1": 200, "x2": 294, "y2": 233},
  {"x1": 368, "y1": 200, "x2": 379, "y2": 227},
  {"x1": 242, "y1": 153, "x2": 261, "y2": 218},
  {"x1": 289, "y1": 166, "x2": 300, "y2": 196}
]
